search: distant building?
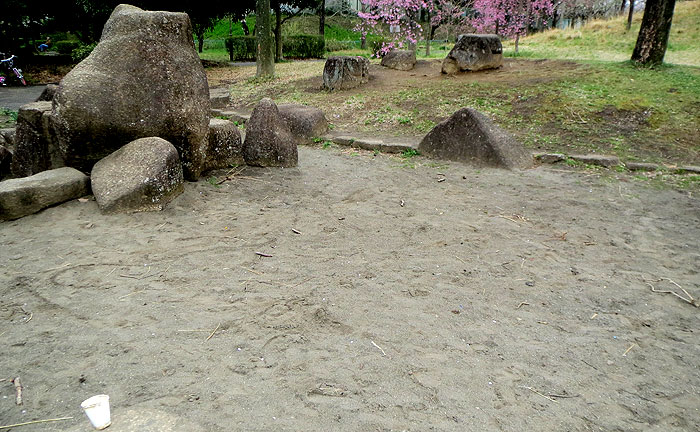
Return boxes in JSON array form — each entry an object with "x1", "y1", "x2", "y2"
[{"x1": 326, "y1": 0, "x2": 361, "y2": 13}]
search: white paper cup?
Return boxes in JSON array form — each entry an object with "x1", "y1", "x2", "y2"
[{"x1": 81, "y1": 394, "x2": 111, "y2": 430}]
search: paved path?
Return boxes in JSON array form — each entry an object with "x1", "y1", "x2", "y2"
[{"x1": 0, "y1": 85, "x2": 46, "y2": 110}]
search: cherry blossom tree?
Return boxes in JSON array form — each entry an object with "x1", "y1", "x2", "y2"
[
  {"x1": 357, "y1": 0, "x2": 468, "y2": 56},
  {"x1": 471, "y1": 0, "x2": 555, "y2": 52}
]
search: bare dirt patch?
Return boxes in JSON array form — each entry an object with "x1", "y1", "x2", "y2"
[{"x1": 2, "y1": 146, "x2": 699, "y2": 431}]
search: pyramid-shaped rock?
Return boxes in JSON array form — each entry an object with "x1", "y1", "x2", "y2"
[{"x1": 243, "y1": 99, "x2": 298, "y2": 167}]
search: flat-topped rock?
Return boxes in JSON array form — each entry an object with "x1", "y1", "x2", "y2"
[
  {"x1": 91, "y1": 137, "x2": 184, "y2": 213},
  {"x1": 10, "y1": 101, "x2": 61, "y2": 178},
  {"x1": 381, "y1": 50, "x2": 416, "y2": 71},
  {"x1": 278, "y1": 104, "x2": 328, "y2": 143},
  {"x1": 442, "y1": 34, "x2": 503, "y2": 74},
  {"x1": 203, "y1": 118, "x2": 244, "y2": 172},
  {"x1": 323, "y1": 56, "x2": 370, "y2": 91},
  {"x1": 210, "y1": 87, "x2": 231, "y2": 108},
  {"x1": 0, "y1": 167, "x2": 89, "y2": 220}
]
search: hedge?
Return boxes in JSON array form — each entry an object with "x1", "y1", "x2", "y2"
[
  {"x1": 54, "y1": 40, "x2": 81, "y2": 55},
  {"x1": 282, "y1": 35, "x2": 325, "y2": 59},
  {"x1": 225, "y1": 36, "x2": 257, "y2": 61},
  {"x1": 225, "y1": 35, "x2": 325, "y2": 61}
]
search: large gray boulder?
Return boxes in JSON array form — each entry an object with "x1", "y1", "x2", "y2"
[
  {"x1": 381, "y1": 50, "x2": 416, "y2": 71},
  {"x1": 0, "y1": 167, "x2": 89, "y2": 221},
  {"x1": 203, "y1": 118, "x2": 243, "y2": 172},
  {"x1": 91, "y1": 137, "x2": 184, "y2": 213},
  {"x1": 442, "y1": 34, "x2": 503, "y2": 74},
  {"x1": 278, "y1": 104, "x2": 329, "y2": 143},
  {"x1": 243, "y1": 98, "x2": 298, "y2": 167},
  {"x1": 10, "y1": 101, "x2": 62, "y2": 178},
  {"x1": 50, "y1": 4, "x2": 210, "y2": 181},
  {"x1": 419, "y1": 108, "x2": 532, "y2": 169},
  {"x1": 323, "y1": 56, "x2": 370, "y2": 91}
]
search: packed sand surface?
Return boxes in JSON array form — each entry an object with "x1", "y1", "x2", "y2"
[{"x1": 1, "y1": 146, "x2": 699, "y2": 431}]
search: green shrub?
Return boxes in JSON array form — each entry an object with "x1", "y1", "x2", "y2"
[
  {"x1": 325, "y1": 39, "x2": 354, "y2": 52},
  {"x1": 282, "y1": 34, "x2": 325, "y2": 58},
  {"x1": 368, "y1": 37, "x2": 388, "y2": 57},
  {"x1": 226, "y1": 34, "x2": 325, "y2": 61},
  {"x1": 71, "y1": 43, "x2": 96, "y2": 63},
  {"x1": 225, "y1": 36, "x2": 257, "y2": 61},
  {"x1": 54, "y1": 40, "x2": 81, "y2": 55}
]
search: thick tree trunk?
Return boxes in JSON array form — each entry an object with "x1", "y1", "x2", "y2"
[
  {"x1": 319, "y1": 0, "x2": 326, "y2": 36},
  {"x1": 256, "y1": 0, "x2": 275, "y2": 77},
  {"x1": 275, "y1": 4, "x2": 282, "y2": 62},
  {"x1": 631, "y1": 0, "x2": 676, "y2": 65},
  {"x1": 198, "y1": 35, "x2": 204, "y2": 53},
  {"x1": 627, "y1": 0, "x2": 635, "y2": 30}
]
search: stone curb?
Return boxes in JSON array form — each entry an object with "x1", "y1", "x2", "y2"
[
  {"x1": 203, "y1": 119, "x2": 699, "y2": 173},
  {"x1": 534, "y1": 152, "x2": 700, "y2": 174},
  {"x1": 327, "y1": 135, "x2": 416, "y2": 154},
  {"x1": 211, "y1": 109, "x2": 250, "y2": 125}
]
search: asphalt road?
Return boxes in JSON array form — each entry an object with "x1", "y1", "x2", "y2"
[{"x1": 0, "y1": 85, "x2": 46, "y2": 110}]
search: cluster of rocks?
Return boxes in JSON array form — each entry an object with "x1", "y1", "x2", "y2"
[
  {"x1": 1, "y1": 4, "x2": 328, "y2": 221},
  {"x1": 322, "y1": 34, "x2": 502, "y2": 91}
]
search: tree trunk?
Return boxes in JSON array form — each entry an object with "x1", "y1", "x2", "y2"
[
  {"x1": 319, "y1": 0, "x2": 326, "y2": 36},
  {"x1": 627, "y1": 0, "x2": 635, "y2": 30},
  {"x1": 242, "y1": 19, "x2": 250, "y2": 36},
  {"x1": 275, "y1": 3, "x2": 282, "y2": 62},
  {"x1": 620, "y1": 0, "x2": 627, "y2": 14},
  {"x1": 515, "y1": 34, "x2": 520, "y2": 54},
  {"x1": 196, "y1": 30, "x2": 205, "y2": 53},
  {"x1": 631, "y1": 0, "x2": 676, "y2": 65},
  {"x1": 256, "y1": 0, "x2": 275, "y2": 77},
  {"x1": 425, "y1": 12, "x2": 431, "y2": 56}
]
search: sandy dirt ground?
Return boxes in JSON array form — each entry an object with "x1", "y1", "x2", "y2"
[{"x1": 1, "y1": 146, "x2": 699, "y2": 431}]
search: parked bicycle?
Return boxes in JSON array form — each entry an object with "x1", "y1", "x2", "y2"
[{"x1": 0, "y1": 53, "x2": 27, "y2": 86}]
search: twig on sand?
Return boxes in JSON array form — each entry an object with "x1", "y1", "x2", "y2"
[
  {"x1": 497, "y1": 215, "x2": 521, "y2": 226},
  {"x1": 622, "y1": 344, "x2": 636, "y2": 357},
  {"x1": 255, "y1": 252, "x2": 273, "y2": 258},
  {"x1": 520, "y1": 386, "x2": 558, "y2": 403},
  {"x1": 646, "y1": 279, "x2": 698, "y2": 307},
  {"x1": 547, "y1": 393, "x2": 580, "y2": 399},
  {"x1": 119, "y1": 290, "x2": 146, "y2": 301},
  {"x1": 206, "y1": 323, "x2": 221, "y2": 342},
  {"x1": 370, "y1": 340, "x2": 387, "y2": 357},
  {"x1": 516, "y1": 302, "x2": 529, "y2": 309},
  {"x1": 216, "y1": 167, "x2": 246, "y2": 185},
  {"x1": 241, "y1": 267, "x2": 263, "y2": 275},
  {"x1": 292, "y1": 228, "x2": 302, "y2": 235},
  {"x1": 0, "y1": 417, "x2": 73, "y2": 430},
  {"x1": 12, "y1": 377, "x2": 22, "y2": 405}
]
